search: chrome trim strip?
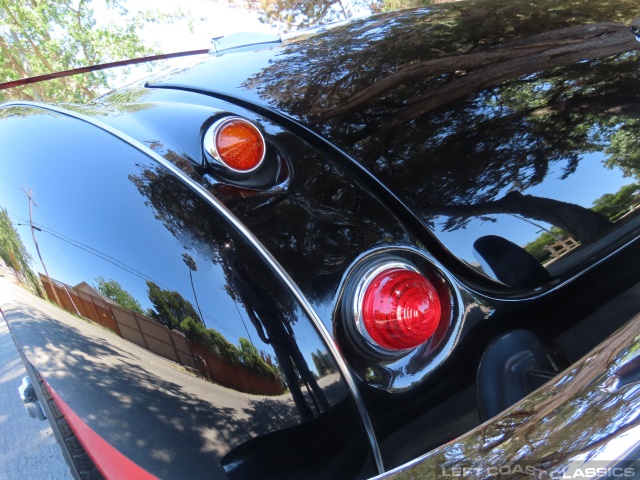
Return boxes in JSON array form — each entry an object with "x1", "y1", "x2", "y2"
[
  {"x1": 0, "y1": 100, "x2": 385, "y2": 474},
  {"x1": 374, "y1": 312, "x2": 640, "y2": 479}
]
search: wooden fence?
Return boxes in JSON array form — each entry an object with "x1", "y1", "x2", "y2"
[
  {"x1": 41, "y1": 276, "x2": 122, "y2": 335},
  {"x1": 39, "y1": 275, "x2": 284, "y2": 396},
  {"x1": 109, "y1": 304, "x2": 195, "y2": 368},
  {"x1": 191, "y1": 343, "x2": 284, "y2": 396}
]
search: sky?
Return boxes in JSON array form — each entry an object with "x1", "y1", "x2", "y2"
[
  {"x1": 99, "y1": 0, "x2": 278, "y2": 51},
  {"x1": 129, "y1": 0, "x2": 278, "y2": 50},
  {"x1": 90, "y1": 0, "x2": 280, "y2": 87}
]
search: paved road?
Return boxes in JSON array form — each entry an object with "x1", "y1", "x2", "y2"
[
  {"x1": 1, "y1": 275, "x2": 350, "y2": 479},
  {"x1": 0, "y1": 281, "x2": 72, "y2": 480}
]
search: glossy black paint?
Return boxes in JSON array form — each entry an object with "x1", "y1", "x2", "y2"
[
  {"x1": 149, "y1": 0, "x2": 640, "y2": 289},
  {"x1": 78, "y1": 8, "x2": 640, "y2": 462},
  {"x1": 85, "y1": 86, "x2": 484, "y2": 395},
  {"x1": 0, "y1": 105, "x2": 376, "y2": 479},
  {"x1": 2, "y1": 0, "x2": 640, "y2": 476},
  {"x1": 79, "y1": 83, "x2": 640, "y2": 470}
]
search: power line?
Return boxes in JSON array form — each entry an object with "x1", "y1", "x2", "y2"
[
  {"x1": 11, "y1": 213, "x2": 247, "y2": 342},
  {"x1": 201, "y1": 311, "x2": 244, "y2": 341},
  {"x1": 12, "y1": 216, "x2": 169, "y2": 290}
]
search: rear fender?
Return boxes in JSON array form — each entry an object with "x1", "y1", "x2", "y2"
[{"x1": 0, "y1": 103, "x2": 379, "y2": 479}]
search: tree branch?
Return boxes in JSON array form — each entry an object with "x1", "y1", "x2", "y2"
[
  {"x1": 377, "y1": 24, "x2": 639, "y2": 133},
  {"x1": 315, "y1": 22, "x2": 639, "y2": 122},
  {"x1": 433, "y1": 191, "x2": 612, "y2": 243}
]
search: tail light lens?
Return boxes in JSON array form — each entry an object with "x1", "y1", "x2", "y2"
[
  {"x1": 355, "y1": 264, "x2": 443, "y2": 352},
  {"x1": 203, "y1": 117, "x2": 266, "y2": 173}
]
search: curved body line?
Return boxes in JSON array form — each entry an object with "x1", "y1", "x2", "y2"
[
  {"x1": 147, "y1": 82, "x2": 640, "y2": 301},
  {"x1": 0, "y1": 100, "x2": 385, "y2": 474}
]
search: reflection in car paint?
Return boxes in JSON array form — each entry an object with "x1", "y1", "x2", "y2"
[{"x1": 0, "y1": 105, "x2": 376, "y2": 479}]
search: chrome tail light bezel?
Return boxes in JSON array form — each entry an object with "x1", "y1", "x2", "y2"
[{"x1": 347, "y1": 254, "x2": 455, "y2": 359}]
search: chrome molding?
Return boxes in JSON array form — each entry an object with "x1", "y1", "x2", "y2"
[{"x1": 0, "y1": 100, "x2": 385, "y2": 474}]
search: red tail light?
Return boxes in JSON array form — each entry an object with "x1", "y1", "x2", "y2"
[
  {"x1": 356, "y1": 264, "x2": 442, "y2": 352},
  {"x1": 203, "y1": 117, "x2": 266, "y2": 173}
]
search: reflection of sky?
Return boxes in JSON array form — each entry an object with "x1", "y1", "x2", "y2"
[
  {"x1": 0, "y1": 108, "x2": 327, "y2": 374},
  {"x1": 152, "y1": 48, "x2": 277, "y2": 104},
  {"x1": 526, "y1": 152, "x2": 630, "y2": 210},
  {"x1": 435, "y1": 151, "x2": 634, "y2": 268}
]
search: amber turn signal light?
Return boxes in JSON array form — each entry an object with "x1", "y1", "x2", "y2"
[{"x1": 203, "y1": 117, "x2": 266, "y2": 173}]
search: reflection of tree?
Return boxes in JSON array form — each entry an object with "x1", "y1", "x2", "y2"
[
  {"x1": 145, "y1": 280, "x2": 279, "y2": 384},
  {"x1": 94, "y1": 276, "x2": 143, "y2": 314},
  {"x1": 525, "y1": 226, "x2": 569, "y2": 263},
  {"x1": 311, "y1": 350, "x2": 336, "y2": 378},
  {"x1": 224, "y1": 250, "x2": 330, "y2": 421},
  {"x1": 526, "y1": 183, "x2": 640, "y2": 261},
  {"x1": 592, "y1": 183, "x2": 640, "y2": 221},
  {"x1": 146, "y1": 280, "x2": 201, "y2": 330},
  {"x1": 238, "y1": 338, "x2": 278, "y2": 379},
  {"x1": 0, "y1": 207, "x2": 43, "y2": 296},
  {"x1": 434, "y1": 191, "x2": 611, "y2": 243},
  {"x1": 130, "y1": 166, "x2": 332, "y2": 417},
  {"x1": 605, "y1": 119, "x2": 640, "y2": 179},
  {"x1": 242, "y1": 0, "x2": 640, "y2": 256},
  {"x1": 317, "y1": 21, "x2": 639, "y2": 127},
  {"x1": 180, "y1": 317, "x2": 278, "y2": 380},
  {"x1": 241, "y1": 0, "x2": 381, "y2": 31},
  {"x1": 129, "y1": 167, "x2": 224, "y2": 264}
]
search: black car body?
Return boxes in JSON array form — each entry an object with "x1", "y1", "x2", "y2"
[{"x1": 2, "y1": 0, "x2": 640, "y2": 478}]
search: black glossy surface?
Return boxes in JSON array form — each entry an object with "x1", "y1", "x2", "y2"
[
  {"x1": 3, "y1": 0, "x2": 640, "y2": 475},
  {"x1": 85, "y1": 36, "x2": 640, "y2": 466},
  {"x1": 83, "y1": 87, "x2": 482, "y2": 396},
  {"x1": 72, "y1": 88, "x2": 496, "y2": 469},
  {"x1": 150, "y1": 0, "x2": 640, "y2": 287},
  {"x1": 0, "y1": 105, "x2": 375, "y2": 479}
]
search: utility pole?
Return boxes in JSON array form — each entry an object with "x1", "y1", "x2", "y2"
[{"x1": 21, "y1": 187, "x2": 62, "y2": 307}]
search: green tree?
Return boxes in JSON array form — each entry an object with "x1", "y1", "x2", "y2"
[
  {"x1": 241, "y1": 0, "x2": 379, "y2": 31},
  {"x1": 180, "y1": 316, "x2": 239, "y2": 363},
  {"x1": 94, "y1": 276, "x2": 143, "y2": 313},
  {"x1": 311, "y1": 349, "x2": 336, "y2": 377},
  {"x1": 592, "y1": 183, "x2": 640, "y2": 221},
  {"x1": 524, "y1": 227, "x2": 569, "y2": 262},
  {"x1": 0, "y1": 0, "x2": 187, "y2": 103},
  {"x1": 605, "y1": 119, "x2": 640, "y2": 180},
  {"x1": 0, "y1": 207, "x2": 43, "y2": 295},
  {"x1": 242, "y1": 0, "x2": 640, "y2": 247},
  {"x1": 182, "y1": 252, "x2": 204, "y2": 323},
  {"x1": 146, "y1": 281, "x2": 201, "y2": 329},
  {"x1": 238, "y1": 337, "x2": 277, "y2": 379}
]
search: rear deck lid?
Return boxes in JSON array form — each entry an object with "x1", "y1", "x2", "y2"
[{"x1": 149, "y1": 0, "x2": 640, "y2": 287}]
